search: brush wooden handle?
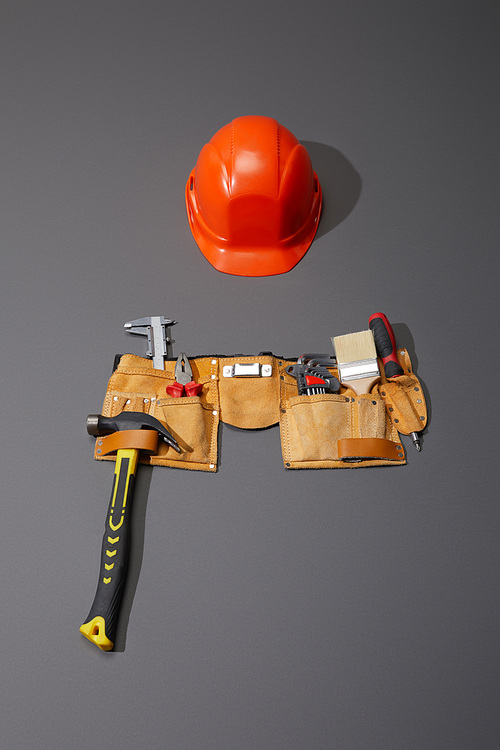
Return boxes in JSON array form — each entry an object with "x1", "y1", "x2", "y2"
[
  {"x1": 369, "y1": 313, "x2": 404, "y2": 378},
  {"x1": 343, "y1": 375, "x2": 381, "y2": 395}
]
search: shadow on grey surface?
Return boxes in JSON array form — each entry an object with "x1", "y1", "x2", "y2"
[
  {"x1": 110, "y1": 464, "x2": 153, "y2": 652},
  {"x1": 393, "y1": 322, "x2": 431, "y2": 450},
  {"x1": 301, "y1": 141, "x2": 362, "y2": 239}
]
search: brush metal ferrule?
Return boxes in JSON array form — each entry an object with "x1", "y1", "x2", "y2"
[{"x1": 338, "y1": 358, "x2": 380, "y2": 382}]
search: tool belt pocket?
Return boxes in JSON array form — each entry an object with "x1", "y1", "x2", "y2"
[
  {"x1": 94, "y1": 354, "x2": 219, "y2": 472},
  {"x1": 94, "y1": 389, "x2": 160, "y2": 463},
  {"x1": 378, "y1": 375, "x2": 427, "y2": 435},
  {"x1": 154, "y1": 397, "x2": 218, "y2": 470},
  {"x1": 279, "y1": 391, "x2": 405, "y2": 468}
]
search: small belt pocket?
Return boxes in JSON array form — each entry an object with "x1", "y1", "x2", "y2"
[
  {"x1": 281, "y1": 394, "x2": 351, "y2": 463},
  {"x1": 378, "y1": 376, "x2": 427, "y2": 435},
  {"x1": 94, "y1": 390, "x2": 159, "y2": 462},
  {"x1": 154, "y1": 397, "x2": 219, "y2": 471},
  {"x1": 218, "y1": 356, "x2": 280, "y2": 429}
]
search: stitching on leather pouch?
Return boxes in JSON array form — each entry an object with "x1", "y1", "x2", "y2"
[
  {"x1": 209, "y1": 358, "x2": 220, "y2": 465},
  {"x1": 279, "y1": 360, "x2": 293, "y2": 463}
]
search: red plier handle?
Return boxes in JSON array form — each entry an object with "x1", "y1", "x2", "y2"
[
  {"x1": 166, "y1": 381, "x2": 185, "y2": 397},
  {"x1": 183, "y1": 380, "x2": 203, "y2": 396},
  {"x1": 166, "y1": 353, "x2": 203, "y2": 397}
]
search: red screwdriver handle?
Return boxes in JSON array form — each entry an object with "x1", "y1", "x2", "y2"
[
  {"x1": 166, "y1": 382, "x2": 185, "y2": 397},
  {"x1": 184, "y1": 381, "x2": 203, "y2": 397},
  {"x1": 369, "y1": 312, "x2": 404, "y2": 378}
]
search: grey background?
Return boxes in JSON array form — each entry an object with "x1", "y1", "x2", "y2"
[{"x1": 1, "y1": 1, "x2": 499, "y2": 748}]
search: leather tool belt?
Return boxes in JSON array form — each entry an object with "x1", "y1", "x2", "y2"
[{"x1": 94, "y1": 351, "x2": 427, "y2": 471}]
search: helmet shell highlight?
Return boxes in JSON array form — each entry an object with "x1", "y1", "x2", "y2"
[{"x1": 186, "y1": 116, "x2": 322, "y2": 276}]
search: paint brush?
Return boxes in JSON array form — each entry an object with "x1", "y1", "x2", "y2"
[{"x1": 331, "y1": 329, "x2": 380, "y2": 395}]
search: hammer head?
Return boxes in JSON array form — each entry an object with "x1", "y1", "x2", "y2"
[{"x1": 87, "y1": 411, "x2": 181, "y2": 452}]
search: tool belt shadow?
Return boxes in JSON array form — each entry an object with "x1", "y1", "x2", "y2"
[{"x1": 94, "y1": 352, "x2": 427, "y2": 471}]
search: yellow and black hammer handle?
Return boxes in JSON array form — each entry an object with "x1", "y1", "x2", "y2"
[
  {"x1": 80, "y1": 412, "x2": 180, "y2": 651},
  {"x1": 80, "y1": 448, "x2": 139, "y2": 651}
]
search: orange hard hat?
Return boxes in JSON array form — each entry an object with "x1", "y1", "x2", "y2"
[{"x1": 185, "y1": 116, "x2": 322, "y2": 276}]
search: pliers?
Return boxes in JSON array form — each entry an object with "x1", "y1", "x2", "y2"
[{"x1": 166, "y1": 353, "x2": 203, "y2": 397}]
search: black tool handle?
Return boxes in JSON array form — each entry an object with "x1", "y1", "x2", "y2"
[
  {"x1": 80, "y1": 449, "x2": 138, "y2": 651},
  {"x1": 369, "y1": 312, "x2": 404, "y2": 378}
]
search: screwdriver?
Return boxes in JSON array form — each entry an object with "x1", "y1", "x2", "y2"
[
  {"x1": 369, "y1": 312, "x2": 422, "y2": 452},
  {"x1": 410, "y1": 431, "x2": 421, "y2": 452}
]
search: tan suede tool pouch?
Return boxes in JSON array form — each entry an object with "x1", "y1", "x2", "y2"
[
  {"x1": 278, "y1": 348, "x2": 426, "y2": 469},
  {"x1": 95, "y1": 354, "x2": 219, "y2": 471},
  {"x1": 279, "y1": 390, "x2": 405, "y2": 468},
  {"x1": 94, "y1": 353, "x2": 282, "y2": 472},
  {"x1": 376, "y1": 346, "x2": 427, "y2": 437},
  {"x1": 94, "y1": 351, "x2": 426, "y2": 471}
]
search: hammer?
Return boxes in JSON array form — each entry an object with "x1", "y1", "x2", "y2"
[{"x1": 80, "y1": 412, "x2": 180, "y2": 651}]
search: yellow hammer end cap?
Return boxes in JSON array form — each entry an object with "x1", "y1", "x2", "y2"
[{"x1": 80, "y1": 617, "x2": 113, "y2": 651}]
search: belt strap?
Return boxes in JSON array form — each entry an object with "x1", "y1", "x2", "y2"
[
  {"x1": 96, "y1": 429, "x2": 159, "y2": 456},
  {"x1": 338, "y1": 437, "x2": 405, "y2": 462}
]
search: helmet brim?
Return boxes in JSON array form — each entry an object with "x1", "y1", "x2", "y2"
[{"x1": 185, "y1": 171, "x2": 322, "y2": 277}]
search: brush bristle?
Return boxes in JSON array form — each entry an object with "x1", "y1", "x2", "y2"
[{"x1": 332, "y1": 329, "x2": 377, "y2": 365}]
